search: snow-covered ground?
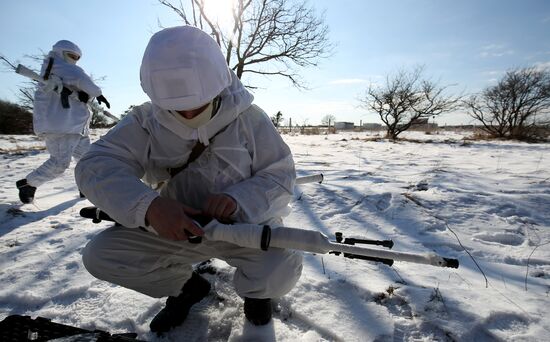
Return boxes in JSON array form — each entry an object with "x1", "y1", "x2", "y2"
[{"x1": 1, "y1": 129, "x2": 549, "y2": 341}]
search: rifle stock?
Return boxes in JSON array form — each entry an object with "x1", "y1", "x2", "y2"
[{"x1": 15, "y1": 64, "x2": 42, "y2": 82}]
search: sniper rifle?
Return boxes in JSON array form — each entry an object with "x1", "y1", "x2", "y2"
[{"x1": 79, "y1": 207, "x2": 458, "y2": 269}]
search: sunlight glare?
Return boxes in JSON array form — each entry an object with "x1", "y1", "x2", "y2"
[{"x1": 203, "y1": 0, "x2": 235, "y2": 31}]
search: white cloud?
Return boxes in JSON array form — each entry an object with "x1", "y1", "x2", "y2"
[
  {"x1": 533, "y1": 61, "x2": 550, "y2": 71},
  {"x1": 482, "y1": 70, "x2": 503, "y2": 77},
  {"x1": 481, "y1": 43, "x2": 505, "y2": 50},
  {"x1": 479, "y1": 44, "x2": 514, "y2": 58}
]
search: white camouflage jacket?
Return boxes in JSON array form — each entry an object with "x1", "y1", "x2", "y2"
[
  {"x1": 75, "y1": 73, "x2": 295, "y2": 228},
  {"x1": 33, "y1": 52, "x2": 102, "y2": 136}
]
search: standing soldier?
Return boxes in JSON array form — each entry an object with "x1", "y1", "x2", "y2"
[{"x1": 16, "y1": 40, "x2": 110, "y2": 203}]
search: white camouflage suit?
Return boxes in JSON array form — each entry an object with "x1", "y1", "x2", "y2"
[
  {"x1": 28, "y1": 40, "x2": 102, "y2": 188},
  {"x1": 75, "y1": 66, "x2": 303, "y2": 299}
]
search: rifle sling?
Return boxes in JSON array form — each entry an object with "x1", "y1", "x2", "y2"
[
  {"x1": 43, "y1": 57, "x2": 54, "y2": 80},
  {"x1": 167, "y1": 97, "x2": 224, "y2": 178},
  {"x1": 42, "y1": 57, "x2": 72, "y2": 108},
  {"x1": 168, "y1": 141, "x2": 207, "y2": 177}
]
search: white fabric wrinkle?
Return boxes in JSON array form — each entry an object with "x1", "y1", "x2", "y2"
[
  {"x1": 197, "y1": 126, "x2": 210, "y2": 146},
  {"x1": 213, "y1": 148, "x2": 250, "y2": 179}
]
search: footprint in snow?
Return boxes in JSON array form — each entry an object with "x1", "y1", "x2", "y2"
[
  {"x1": 319, "y1": 193, "x2": 392, "y2": 220},
  {"x1": 487, "y1": 203, "x2": 528, "y2": 218},
  {"x1": 462, "y1": 312, "x2": 530, "y2": 341},
  {"x1": 473, "y1": 232, "x2": 524, "y2": 246}
]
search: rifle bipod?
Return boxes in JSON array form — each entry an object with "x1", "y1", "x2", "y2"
[{"x1": 330, "y1": 232, "x2": 395, "y2": 266}]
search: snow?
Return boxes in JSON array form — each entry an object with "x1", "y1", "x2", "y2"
[{"x1": 1, "y1": 129, "x2": 549, "y2": 341}]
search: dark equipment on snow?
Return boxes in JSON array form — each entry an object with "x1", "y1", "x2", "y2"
[
  {"x1": 80, "y1": 207, "x2": 459, "y2": 269},
  {"x1": 0, "y1": 315, "x2": 143, "y2": 341}
]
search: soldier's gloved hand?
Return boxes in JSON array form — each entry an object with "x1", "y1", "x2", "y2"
[
  {"x1": 77, "y1": 91, "x2": 89, "y2": 103},
  {"x1": 43, "y1": 75, "x2": 63, "y2": 93},
  {"x1": 96, "y1": 95, "x2": 110, "y2": 108},
  {"x1": 203, "y1": 193, "x2": 237, "y2": 223},
  {"x1": 145, "y1": 197, "x2": 204, "y2": 241}
]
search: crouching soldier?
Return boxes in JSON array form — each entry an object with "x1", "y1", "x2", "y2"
[{"x1": 75, "y1": 26, "x2": 302, "y2": 335}]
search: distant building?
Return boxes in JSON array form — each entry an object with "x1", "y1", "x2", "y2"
[
  {"x1": 362, "y1": 123, "x2": 383, "y2": 130},
  {"x1": 411, "y1": 118, "x2": 429, "y2": 125},
  {"x1": 334, "y1": 121, "x2": 355, "y2": 130},
  {"x1": 410, "y1": 118, "x2": 438, "y2": 130}
]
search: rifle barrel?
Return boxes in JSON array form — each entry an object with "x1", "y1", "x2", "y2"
[{"x1": 326, "y1": 241, "x2": 458, "y2": 268}]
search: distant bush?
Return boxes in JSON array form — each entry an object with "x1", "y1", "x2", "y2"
[
  {"x1": 89, "y1": 101, "x2": 117, "y2": 129},
  {"x1": 300, "y1": 126, "x2": 321, "y2": 135},
  {"x1": 465, "y1": 67, "x2": 550, "y2": 141},
  {"x1": 0, "y1": 99, "x2": 33, "y2": 134}
]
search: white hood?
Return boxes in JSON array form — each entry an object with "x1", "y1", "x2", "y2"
[
  {"x1": 140, "y1": 26, "x2": 232, "y2": 111},
  {"x1": 51, "y1": 40, "x2": 82, "y2": 61}
]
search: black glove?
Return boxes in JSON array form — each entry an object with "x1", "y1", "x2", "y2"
[
  {"x1": 60, "y1": 87, "x2": 73, "y2": 108},
  {"x1": 96, "y1": 95, "x2": 110, "y2": 108},
  {"x1": 77, "y1": 91, "x2": 90, "y2": 103}
]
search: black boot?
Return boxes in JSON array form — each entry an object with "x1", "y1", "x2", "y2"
[
  {"x1": 149, "y1": 272, "x2": 211, "y2": 334},
  {"x1": 244, "y1": 297, "x2": 272, "y2": 326},
  {"x1": 16, "y1": 179, "x2": 36, "y2": 204}
]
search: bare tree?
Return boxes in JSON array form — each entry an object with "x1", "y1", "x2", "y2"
[
  {"x1": 159, "y1": 0, "x2": 332, "y2": 88},
  {"x1": 465, "y1": 67, "x2": 550, "y2": 140},
  {"x1": 321, "y1": 114, "x2": 335, "y2": 126},
  {"x1": 270, "y1": 110, "x2": 283, "y2": 127},
  {"x1": 89, "y1": 101, "x2": 117, "y2": 128},
  {"x1": 359, "y1": 66, "x2": 461, "y2": 140},
  {"x1": 0, "y1": 54, "x2": 38, "y2": 110}
]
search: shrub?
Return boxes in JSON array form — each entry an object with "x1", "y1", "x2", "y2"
[{"x1": 0, "y1": 99, "x2": 33, "y2": 134}]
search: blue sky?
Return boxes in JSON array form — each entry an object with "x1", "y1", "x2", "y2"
[{"x1": 1, "y1": 0, "x2": 549, "y2": 125}]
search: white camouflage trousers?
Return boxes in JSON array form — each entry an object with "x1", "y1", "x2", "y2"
[
  {"x1": 27, "y1": 133, "x2": 90, "y2": 187},
  {"x1": 82, "y1": 225, "x2": 303, "y2": 299}
]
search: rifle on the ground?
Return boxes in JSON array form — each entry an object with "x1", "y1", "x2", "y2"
[{"x1": 79, "y1": 206, "x2": 459, "y2": 269}]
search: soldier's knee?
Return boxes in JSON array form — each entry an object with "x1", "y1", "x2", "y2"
[
  {"x1": 81, "y1": 238, "x2": 104, "y2": 277},
  {"x1": 237, "y1": 249, "x2": 303, "y2": 298},
  {"x1": 50, "y1": 158, "x2": 71, "y2": 175},
  {"x1": 269, "y1": 250, "x2": 303, "y2": 295}
]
